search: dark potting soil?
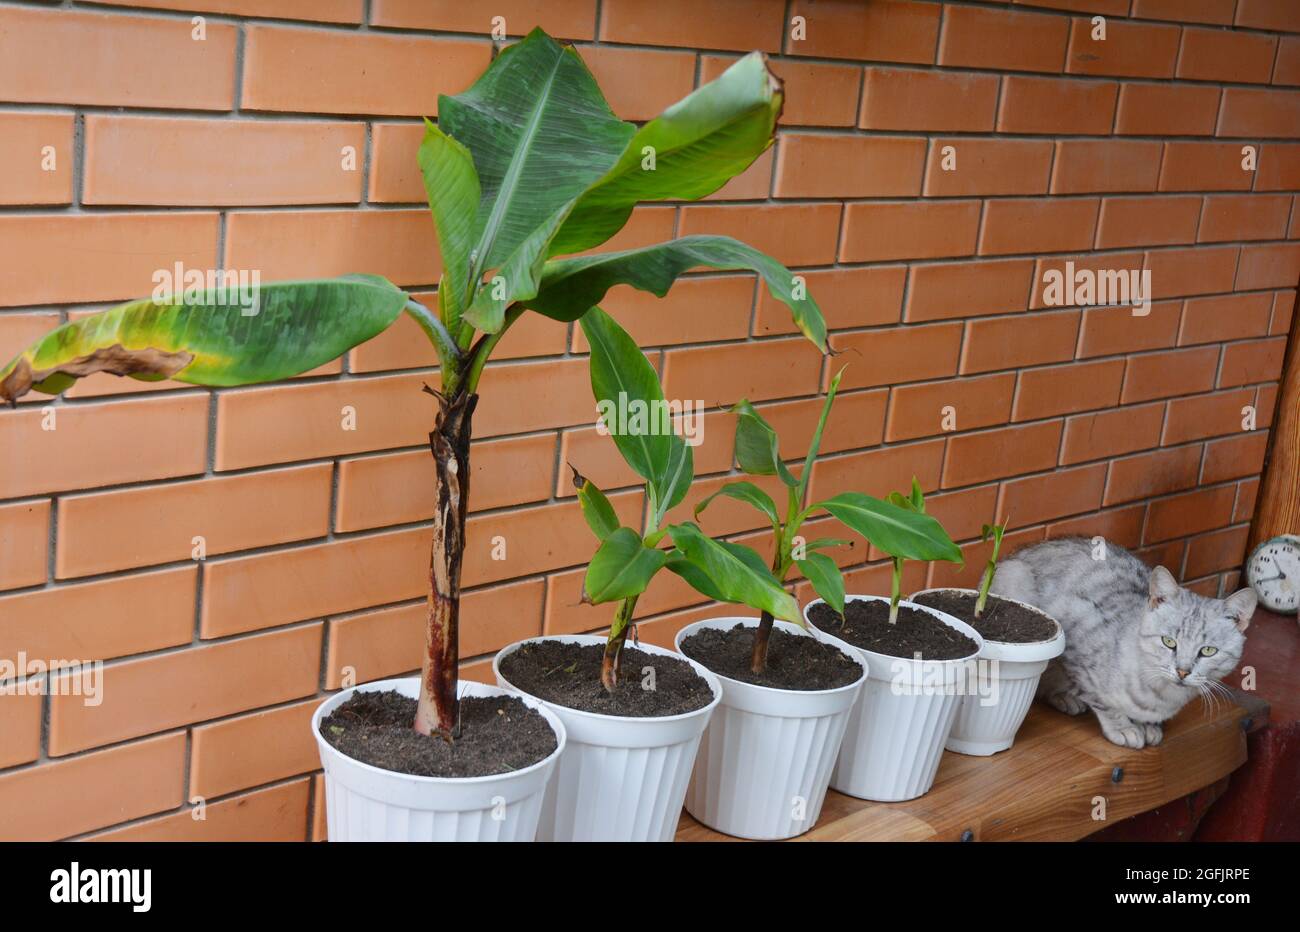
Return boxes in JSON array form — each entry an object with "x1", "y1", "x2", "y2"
[
  {"x1": 498, "y1": 640, "x2": 713, "y2": 717},
  {"x1": 679, "y1": 624, "x2": 861, "y2": 691},
  {"x1": 319, "y1": 690, "x2": 557, "y2": 779},
  {"x1": 808, "y1": 599, "x2": 977, "y2": 661},
  {"x1": 911, "y1": 589, "x2": 1059, "y2": 644}
]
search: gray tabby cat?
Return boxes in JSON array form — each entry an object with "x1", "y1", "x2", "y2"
[{"x1": 991, "y1": 537, "x2": 1255, "y2": 749}]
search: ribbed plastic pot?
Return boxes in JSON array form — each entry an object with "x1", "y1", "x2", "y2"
[
  {"x1": 493, "y1": 634, "x2": 721, "y2": 842},
  {"x1": 312, "y1": 677, "x2": 566, "y2": 842},
  {"x1": 674, "y1": 617, "x2": 866, "y2": 839},
  {"x1": 806, "y1": 595, "x2": 983, "y2": 802},
  {"x1": 911, "y1": 587, "x2": 1065, "y2": 756}
]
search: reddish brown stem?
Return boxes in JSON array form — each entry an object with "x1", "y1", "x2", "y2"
[
  {"x1": 750, "y1": 611, "x2": 775, "y2": 675},
  {"x1": 414, "y1": 389, "x2": 477, "y2": 740}
]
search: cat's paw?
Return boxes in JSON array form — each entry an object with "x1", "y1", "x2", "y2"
[
  {"x1": 1141, "y1": 722, "x2": 1163, "y2": 746},
  {"x1": 1100, "y1": 720, "x2": 1146, "y2": 749},
  {"x1": 1046, "y1": 691, "x2": 1088, "y2": 715}
]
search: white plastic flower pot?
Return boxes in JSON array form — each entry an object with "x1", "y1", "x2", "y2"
[
  {"x1": 912, "y1": 588, "x2": 1066, "y2": 756},
  {"x1": 312, "y1": 676, "x2": 566, "y2": 842},
  {"x1": 493, "y1": 634, "x2": 722, "y2": 842},
  {"x1": 806, "y1": 595, "x2": 983, "y2": 803},
  {"x1": 674, "y1": 617, "x2": 866, "y2": 840}
]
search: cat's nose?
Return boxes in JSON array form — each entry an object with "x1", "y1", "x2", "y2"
[{"x1": 1176, "y1": 668, "x2": 1190, "y2": 679}]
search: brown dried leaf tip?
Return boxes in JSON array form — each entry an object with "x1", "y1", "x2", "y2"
[{"x1": 0, "y1": 345, "x2": 194, "y2": 405}]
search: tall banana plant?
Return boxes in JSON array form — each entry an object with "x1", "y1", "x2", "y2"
[{"x1": 0, "y1": 29, "x2": 827, "y2": 740}]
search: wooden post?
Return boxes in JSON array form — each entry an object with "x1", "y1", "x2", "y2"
[{"x1": 1249, "y1": 289, "x2": 1300, "y2": 551}]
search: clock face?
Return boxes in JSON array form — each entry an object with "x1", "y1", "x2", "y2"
[{"x1": 1247, "y1": 536, "x2": 1300, "y2": 614}]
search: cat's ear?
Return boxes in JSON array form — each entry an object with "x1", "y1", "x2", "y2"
[
  {"x1": 1148, "y1": 565, "x2": 1179, "y2": 607},
  {"x1": 1223, "y1": 587, "x2": 1257, "y2": 632}
]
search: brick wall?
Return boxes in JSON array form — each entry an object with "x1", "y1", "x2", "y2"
[{"x1": 1, "y1": 0, "x2": 1298, "y2": 840}]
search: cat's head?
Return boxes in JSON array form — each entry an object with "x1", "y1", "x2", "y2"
[{"x1": 1138, "y1": 565, "x2": 1255, "y2": 690}]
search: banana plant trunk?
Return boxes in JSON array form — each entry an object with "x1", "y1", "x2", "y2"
[
  {"x1": 414, "y1": 388, "x2": 478, "y2": 738},
  {"x1": 750, "y1": 611, "x2": 775, "y2": 675}
]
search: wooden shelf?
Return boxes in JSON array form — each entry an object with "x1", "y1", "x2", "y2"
[{"x1": 676, "y1": 696, "x2": 1252, "y2": 842}]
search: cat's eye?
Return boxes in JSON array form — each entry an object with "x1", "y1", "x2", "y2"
[
  {"x1": 1161, "y1": 636, "x2": 1177, "y2": 650},
  {"x1": 1200, "y1": 646, "x2": 1218, "y2": 657}
]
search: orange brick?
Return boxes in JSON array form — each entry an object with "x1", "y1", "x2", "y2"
[
  {"x1": 1219, "y1": 87, "x2": 1300, "y2": 139},
  {"x1": 1095, "y1": 196, "x2": 1201, "y2": 249},
  {"x1": 1031, "y1": 251, "x2": 1146, "y2": 309},
  {"x1": 190, "y1": 699, "x2": 320, "y2": 798},
  {"x1": 832, "y1": 323, "x2": 963, "y2": 390},
  {"x1": 225, "y1": 209, "x2": 436, "y2": 286},
  {"x1": 860, "y1": 68, "x2": 998, "y2": 132},
  {"x1": 1051, "y1": 140, "x2": 1163, "y2": 194},
  {"x1": 0, "y1": 732, "x2": 185, "y2": 841},
  {"x1": 704, "y1": 56, "x2": 861, "y2": 127},
  {"x1": 0, "y1": 565, "x2": 195, "y2": 667},
  {"x1": 1160, "y1": 142, "x2": 1256, "y2": 192},
  {"x1": 1132, "y1": 0, "x2": 1236, "y2": 25},
  {"x1": 336, "y1": 434, "x2": 556, "y2": 532},
  {"x1": 576, "y1": 277, "x2": 755, "y2": 349},
  {"x1": 242, "y1": 25, "x2": 488, "y2": 116},
  {"x1": 0, "y1": 394, "x2": 208, "y2": 499},
  {"x1": 1116, "y1": 83, "x2": 1221, "y2": 136},
  {"x1": 1236, "y1": 0, "x2": 1300, "y2": 31},
  {"x1": 0, "y1": 7, "x2": 235, "y2": 109},
  {"x1": 841, "y1": 201, "x2": 980, "y2": 262},
  {"x1": 811, "y1": 439, "x2": 947, "y2": 501},
  {"x1": 49, "y1": 624, "x2": 323, "y2": 755},
  {"x1": 1078, "y1": 302, "x2": 1181, "y2": 358},
  {"x1": 998, "y1": 76, "x2": 1118, "y2": 134},
  {"x1": 0, "y1": 213, "x2": 219, "y2": 308},
  {"x1": 905, "y1": 259, "x2": 1036, "y2": 322},
  {"x1": 923, "y1": 486, "x2": 1000, "y2": 543},
  {"x1": 0, "y1": 690, "x2": 41, "y2": 769},
  {"x1": 1067, "y1": 17, "x2": 1180, "y2": 79},
  {"x1": 1256, "y1": 144, "x2": 1300, "y2": 190},
  {"x1": 1014, "y1": 0, "x2": 1128, "y2": 14},
  {"x1": 677, "y1": 203, "x2": 842, "y2": 267},
  {"x1": 368, "y1": 123, "x2": 425, "y2": 203},
  {"x1": 1199, "y1": 194, "x2": 1293, "y2": 243},
  {"x1": 923, "y1": 138, "x2": 1054, "y2": 197},
  {"x1": 1049, "y1": 503, "x2": 1146, "y2": 550},
  {"x1": 1271, "y1": 289, "x2": 1297, "y2": 334},
  {"x1": 1275, "y1": 37, "x2": 1300, "y2": 85},
  {"x1": 57, "y1": 465, "x2": 332, "y2": 579},
  {"x1": 1163, "y1": 388, "x2": 1256, "y2": 444},
  {"x1": 759, "y1": 389, "x2": 889, "y2": 459},
  {"x1": 998, "y1": 463, "x2": 1107, "y2": 529},
  {"x1": 583, "y1": 46, "x2": 697, "y2": 121},
  {"x1": 84, "y1": 116, "x2": 363, "y2": 206},
  {"x1": 939, "y1": 5, "x2": 1069, "y2": 73},
  {"x1": 886, "y1": 374, "x2": 1015, "y2": 442},
  {"x1": 662, "y1": 338, "x2": 824, "y2": 405},
  {"x1": 1122, "y1": 346, "x2": 1218, "y2": 403},
  {"x1": 1145, "y1": 485, "x2": 1236, "y2": 543},
  {"x1": 1012, "y1": 359, "x2": 1125, "y2": 421},
  {"x1": 0, "y1": 113, "x2": 73, "y2": 205},
  {"x1": 325, "y1": 578, "x2": 545, "y2": 687},
  {"x1": 704, "y1": 149, "x2": 774, "y2": 201},
  {"x1": 599, "y1": 0, "x2": 782, "y2": 51},
  {"x1": 788, "y1": 0, "x2": 941, "y2": 64},
  {"x1": 1178, "y1": 27, "x2": 1277, "y2": 84},
  {"x1": 1236, "y1": 243, "x2": 1300, "y2": 290},
  {"x1": 978, "y1": 198, "x2": 1100, "y2": 256},
  {"x1": 1235, "y1": 477, "x2": 1261, "y2": 523},
  {"x1": 91, "y1": 779, "x2": 310, "y2": 842},
  {"x1": 1220, "y1": 337, "x2": 1287, "y2": 388},
  {"x1": 1204, "y1": 432, "x2": 1269, "y2": 484},
  {"x1": 1144, "y1": 246, "x2": 1241, "y2": 299},
  {"x1": 1105, "y1": 444, "x2": 1204, "y2": 505},
  {"x1": 961, "y1": 310, "x2": 1081, "y2": 374},
  {"x1": 1184, "y1": 526, "x2": 1250, "y2": 579},
  {"x1": 942, "y1": 421, "x2": 1064, "y2": 488},
  {"x1": 775, "y1": 134, "x2": 926, "y2": 198},
  {"x1": 372, "y1": 0, "x2": 595, "y2": 36},
  {"x1": 0, "y1": 499, "x2": 49, "y2": 592},
  {"x1": 87, "y1": 0, "x2": 362, "y2": 21},
  {"x1": 755, "y1": 266, "x2": 905, "y2": 335},
  {"x1": 1062, "y1": 402, "x2": 1166, "y2": 464}
]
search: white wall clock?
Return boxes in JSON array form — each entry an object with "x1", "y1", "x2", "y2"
[{"x1": 1246, "y1": 534, "x2": 1300, "y2": 615}]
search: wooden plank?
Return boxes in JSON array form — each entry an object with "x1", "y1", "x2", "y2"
[
  {"x1": 1249, "y1": 288, "x2": 1300, "y2": 551},
  {"x1": 675, "y1": 695, "x2": 1249, "y2": 842}
]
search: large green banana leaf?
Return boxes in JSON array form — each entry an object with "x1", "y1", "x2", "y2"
[
  {"x1": 0, "y1": 275, "x2": 407, "y2": 403},
  {"x1": 438, "y1": 28, "x2": 633, "y2": 332},
  {"x1": 417, "y1": 121, "x2": 480, "y2": 324},
  {"x1": 548, "y1": 52, "x2": 782, "y2": 257},
  {"x1": 524, "y1": 236, "x2": 828, "y2": 352}
]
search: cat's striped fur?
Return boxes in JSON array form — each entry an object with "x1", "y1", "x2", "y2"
[{"x1": 991, "y1": 537, "x2": 1255, "y2": 749}]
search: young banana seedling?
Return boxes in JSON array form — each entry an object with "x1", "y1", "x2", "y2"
[{"x1": 974, "y1": 518, "x2": 1009, "y2": 617}]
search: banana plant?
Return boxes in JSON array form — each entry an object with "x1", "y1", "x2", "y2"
[
  {"x1": 974, "y1": 518, "x2": 1008, "y2": 617},
  {"x1": 696, "y1": 376, "x2": 962, "y2": 671},
  {"x1": 0, "y1": 29, "x2": 826, "y2": 740},
  {"x1": 573, "y1": 308, "x2": 798, "y2": 689}
]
